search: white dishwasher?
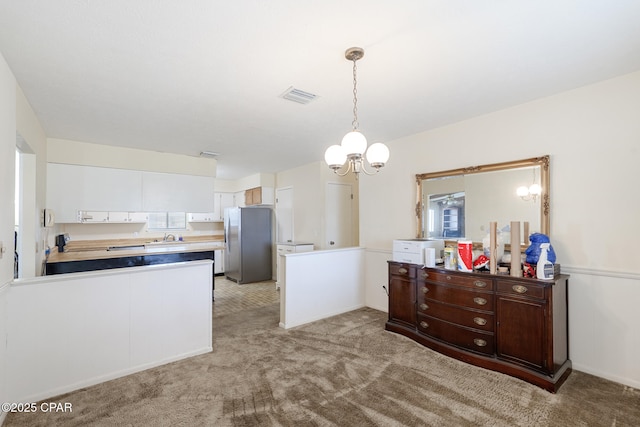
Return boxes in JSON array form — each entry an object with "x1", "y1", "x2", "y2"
[{"x1": 276, "y1": 242, "x2": 314, "y2": 289}]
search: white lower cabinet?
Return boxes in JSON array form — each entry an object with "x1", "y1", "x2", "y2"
[
  {"x1": 276, "y1": 243, "x2": 314, "y2": 289},
  {"x1": 214, "y1": 249, "x2": 225, "y2": 274}
]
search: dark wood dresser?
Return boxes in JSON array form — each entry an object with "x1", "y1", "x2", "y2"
[{"x1": 386, "y1": 261, "x2": 571, "y2": 392}]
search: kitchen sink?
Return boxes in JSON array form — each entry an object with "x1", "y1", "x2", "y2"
[
  {"x1": 145, "y1": 240, "x2": 186, "y2": 247},
  {"x1": 107, "y1": 245, "x2": 146, "y2": 251}
]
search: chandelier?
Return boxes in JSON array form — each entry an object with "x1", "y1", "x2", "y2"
[{"x1": 324, "y1": 47, "x2": 389, "y2": 176}]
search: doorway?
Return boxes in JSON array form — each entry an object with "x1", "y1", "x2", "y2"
[
  {"x1": 275, "y1": 186, "x2": 293, "y2": 243},
  {"x1": 15, "y1": 136, "x2": 37, "y2": 279},
  {"x1": 325, "y1": 182, "x2": 353, "y2": 249}
]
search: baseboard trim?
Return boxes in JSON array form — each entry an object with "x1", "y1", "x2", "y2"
[
  {"x1": 13, "y1": 346, "x2": 213, "y2": 403},
  {"x1": 572, "y1": 363, "x2": 640, "y2": 390},
  {"x1": 280, "y1": 303, "x2": 366, "y2": 330}
]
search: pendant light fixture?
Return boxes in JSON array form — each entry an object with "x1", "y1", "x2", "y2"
[{"x1": 324, "y1": 47, "x2": 389, "y2": 176}]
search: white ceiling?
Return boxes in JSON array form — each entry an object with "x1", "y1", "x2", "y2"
[{"x1": 1, "y1": 1, "x2": 640, "y2": 180}]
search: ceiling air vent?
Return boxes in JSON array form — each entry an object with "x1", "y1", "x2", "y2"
[
  {"x1": 199, "y1": 151, "x2": 219, "y2": 158},
  {"x1": 280, "y1": 86, "x2": 318, "y2": 105}
]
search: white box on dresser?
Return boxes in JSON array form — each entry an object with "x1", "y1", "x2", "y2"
[{"x1": 392, "y1": 239, "x2": 444, "y2": 265}]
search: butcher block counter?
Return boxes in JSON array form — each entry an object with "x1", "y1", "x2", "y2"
[{"x1": 46, "y1": 235, "x2": 224, "y2": 275}]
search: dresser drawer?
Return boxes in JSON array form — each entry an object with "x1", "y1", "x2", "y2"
[
  {"x1": 417, "y1": 270, "x2": 492, "y2": 291},
  {"x1": 417, "y1": 300, "x2": 494, "y2": 332},
  {"x1": 418, "y1": 283, "x2": 494, "y2": 311},
  {"x1": 389, "y1": 263, "x2": 416, "y2": 279},
  {"x1": 496, "y1": 280, "x2": 545, "y2": 299},
  {"x1": 417, "y1": 314, "x2": 495, "y2": 355}
]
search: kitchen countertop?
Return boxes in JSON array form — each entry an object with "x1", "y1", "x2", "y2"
[{"x1": 48, "y1": 237, "x2": 225, "y2": 264}]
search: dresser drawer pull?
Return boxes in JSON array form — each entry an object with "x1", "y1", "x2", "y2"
[
  {"x1": 473, "y1": 338, "x2": 487, "y2": 347},
  {"x1": 419, "y1": 303, "x2": 429, "y2": 311},
  {"x1": 422, "y1": 287, "x2": 429, "y2": 294},
  {"x1": 474, "y1": 280, "x2": 488, "y2": 288},
  {"x1": 512, "y1": 285, "x2": 528, "y2": 294},
  {"x1": 420, "y1": 321, "x2": 429, "y2": 329},
  {"x1": 473, "y1": 297, "x2": 487, "y2": 306},
  {"x1": 473, "y1": 317, "x2": 487, "y2": 326},
  {"x1": 421, "y1": 272, "x2": 429, "y2": 279},
  {"x1": 446, "y1": 275, "x2": 452, "y2": 281},
  {"x1": 398, "y1": 267, "x2": 408, "y2": 275}
]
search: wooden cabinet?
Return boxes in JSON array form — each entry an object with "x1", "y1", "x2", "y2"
[
  {"x1": 386, "y1": 262, "x2": 571, "y2": 392},
  {"x1": 244, "y1": 186, "x2": 275, "y2": 206},
  {"x1": 245, "y1": 187, "x2": 262, "y2": 205},
  {"x1": 495, "y1": 278, "x2": 568, "y2": 374},
  {"x1": 388, "y1": 262, "x2": 417, "y2": 328}
]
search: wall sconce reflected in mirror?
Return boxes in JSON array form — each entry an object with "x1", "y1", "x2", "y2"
[{"x1": 516, "y1": 183, "x2": 541, "y2": 201}]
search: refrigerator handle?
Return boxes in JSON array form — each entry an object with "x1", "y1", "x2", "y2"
[{"x1": 225, "y1": 216, "x2": 230, "y2": 251}]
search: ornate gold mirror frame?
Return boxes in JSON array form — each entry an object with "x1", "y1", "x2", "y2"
[{"x1": 416, "y1": 156, "x2": 550, "y2": 246}]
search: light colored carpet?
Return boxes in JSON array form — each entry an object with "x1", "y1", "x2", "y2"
[{"x1": 4, "y1": 280, "x2": 640, "y2": 426}]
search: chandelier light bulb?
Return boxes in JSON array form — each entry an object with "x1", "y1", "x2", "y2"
[
  {"x1": 324, "y1": 144, "x2": 347, "y2": 169},
  {"x1": 366, "y1": 142, "x2": 390, "y2": 167},
  {"x1": 341, "y1": 130, "x2": 367, "y2": 157}
]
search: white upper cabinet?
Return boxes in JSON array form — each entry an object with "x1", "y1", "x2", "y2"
[
  {"x1": 142, "y1": 172, "x2": 215, "y2": 212},
  {"x1": 187, "y1": 212, "x2": 215, "y2": 222},
  {"x1": 234, "y1": 191, "x2": 246, "y2": 208},
  {"x1": 213, "y1": 192, "x2": 235, "y2": 221},
  {"x1": 47, "y1": 163, "x2": 143, "y2": 222},
  {"x1": 77, "y1": 211, "x2": 109, "y2": 223},
  {"x1": 47, "y1": 163, "x2": 215, "y2": 222},
  {"x1": 107, "y1": 212, "x2": 148, "y2": 223}
]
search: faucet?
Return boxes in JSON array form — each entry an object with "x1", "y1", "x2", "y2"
[{"x1": 163, "y1": 233, "x2": 176, "y2": 242}]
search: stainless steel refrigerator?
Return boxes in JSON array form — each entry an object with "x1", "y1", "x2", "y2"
[{"x1": 224, "y1": 206, "x2": 272, "y2": 284}]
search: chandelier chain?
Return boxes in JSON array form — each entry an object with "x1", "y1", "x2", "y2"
[{"x1": 351, "y1": 57, "x2": 359, "y2": 130}]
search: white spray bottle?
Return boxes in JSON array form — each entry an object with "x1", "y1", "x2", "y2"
[{"x1": 536, "y1": 243, "x2": 554, "y2": 280}]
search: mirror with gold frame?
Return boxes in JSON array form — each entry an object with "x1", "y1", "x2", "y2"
[{"x1": 416, "y1": 156, "x2": 550, "y2": 248}]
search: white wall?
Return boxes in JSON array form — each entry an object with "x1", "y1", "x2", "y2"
[
  {"x1": 7, "y1": 261, "x2": 212, "y2": 402},
  {"x1": 0, "y1": 51, "x2": 16, "y2": 425},
  {"x1": 359, "y1": 71, "x2": 640, "y2": 389},
  {"x1": 280, "y1": 248, "x2": 365, "y2": 329},
  {"x1": 276, "y1": 161, "x2": 358, "y2": 249},
  {"x1": 48, "y1": 138, "x2": 217, "y2": 177},
  {"x1": 16, "y1": 86, "x2": 48, "y2": 278}
]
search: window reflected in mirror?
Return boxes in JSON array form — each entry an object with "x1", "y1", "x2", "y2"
[{"x1": 426, "y1": 192, "x2": 465, "y2": 239}]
